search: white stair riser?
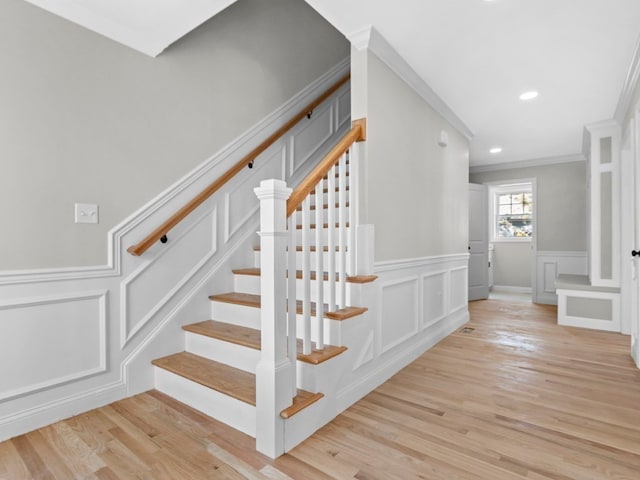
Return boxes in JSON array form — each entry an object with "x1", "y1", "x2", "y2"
[
  {"x1": 254, "y1": 250, "x2": 350, "y2": 270},
  {"x1": 185, "y1": 332, "x2": 260, "y2": 374},
  {"x1": 234, "y1": 274, "x2": 349, "y2": 304},
  {"x1": 184, "y1": 331, "x2": 344, "y2": 384},
  {"x1": 154, "y1": 367, "x2": 256, "y2": 437},
  {"x1": 210, "y1": 300, "x2": 349, "y2": 345},
  {"x1": 211, "y1": 301, "x2": 261, "y2": 329}
]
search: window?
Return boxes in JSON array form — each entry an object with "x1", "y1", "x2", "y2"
[{"x1": 491, "y1": 184, "x2": 533, "y2": 240}]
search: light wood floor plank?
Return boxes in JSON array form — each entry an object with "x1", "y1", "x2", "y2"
[{"x1": 2, "y1": 300, "x2": 639, "y2": 479}]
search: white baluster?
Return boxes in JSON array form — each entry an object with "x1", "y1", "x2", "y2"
[
  {"x1": 314, "y1": 182, "x2": 325, "y2": 350},
  {"x1": 327, "y1": 165, "x2": 337, "y2": 313},
  {"x1": 287, "y1": 215, "x2": 297, "y2": 400},
  {"x1": 348, "y1": 147, "x2": 357, "y2": 276},
  {"x1": 338, "y1": 154, "x2": 347, "y2": 309},
  {"x1": 301, "y1": 196, "x2": 312, "y2": 355}
]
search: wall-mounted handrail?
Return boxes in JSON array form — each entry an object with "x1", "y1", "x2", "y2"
[
  {"x1": 286, "y1": 118, "x2": 366, "y2": 218},
  {"x1": 127, "y1": 73, "x2": 351, "y2": 256}
]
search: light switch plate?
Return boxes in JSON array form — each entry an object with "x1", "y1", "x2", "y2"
[{"x1": 75, "y1": 203, "x2": 99, "y2": 224}]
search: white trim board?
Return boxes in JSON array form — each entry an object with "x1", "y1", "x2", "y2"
[{"x1": 348, "y1": 25, "x2": 473, "y2": 141}]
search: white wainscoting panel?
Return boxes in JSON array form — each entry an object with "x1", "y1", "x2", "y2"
[
  {"x1": 121, "y1": 207, "x2": 218, "y2": 347},
  {"x1": 337, "y1": 89, "x2": 351, "y2": 130},
  {"x1": 225, "y1": 148, "x2": 285, "y2": 243},
  {"x1": 535, "y1": 251, "x2": 588, "y2": 305},
  {"x1": 0, "y1": 290, "x2": 107, "y2": 401},
  {"x1": 290, "y1": 103, "x2": 334, "y2": 176},
  {"x1": 379, "y1": 277, "x2": 420, "y2": 353},
  {"x1": 449, "y1": 266, "x2": 468, "y2": 313},
  {"x1": 422, "y1": 270, "x2": 447, "y2": 328}
]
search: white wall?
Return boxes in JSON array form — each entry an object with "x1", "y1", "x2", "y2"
[
  {"x1": 351, "y1": 49, "x2": 469, "y2": 262},
  {"x1": 0, "y1": 0, "x2": 349, "y2": 270}
]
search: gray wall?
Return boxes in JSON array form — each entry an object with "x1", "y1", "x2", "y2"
[
  {"x1": 492, "y1": 243, "x2": 532, "y2": 288},
  {"x1": 470, "y1": 161, "x2": 587, "y2": 252},
  {"x1": 351, "y1": 49, "x2": 470, "y2": 261},
  {"x1": 0, "y1": 0, "x2": 349, "y2": 270}
]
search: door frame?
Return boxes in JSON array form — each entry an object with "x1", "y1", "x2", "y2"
[
  {"x1": 621, "y1": 119, "x2": 634, "y2": 336},
  {"x1": 484, "y1": 178, "x2": 537, "y2": 302}
]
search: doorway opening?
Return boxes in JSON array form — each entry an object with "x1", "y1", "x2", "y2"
[{"x1": 469, "y1": 179, "x2": 537, "y2": 303}]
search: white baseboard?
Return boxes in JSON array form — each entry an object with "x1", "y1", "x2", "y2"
[
  {"x1": 492, "y1": 285, "x2": 532, "y2": 294},
  {"x1": 0, "y1": 382, "x2": 126, "y2": 443}
]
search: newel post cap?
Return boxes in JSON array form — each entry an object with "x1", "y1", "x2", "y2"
[{"x1": 254, "y1": 179, "x2": 292, "y2": 201}]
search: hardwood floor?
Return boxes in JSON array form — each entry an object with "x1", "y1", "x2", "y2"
[{"x1": 2, "y1": 300, "x2": 639, "y2": 479}]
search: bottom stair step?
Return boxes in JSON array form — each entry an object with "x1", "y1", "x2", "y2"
[
  {"x1": 152, "y1": 352, "x2": 255, "y2": 405},
  {"x1": 152, "y1": 352, "x2": 324, "y2": 419}
]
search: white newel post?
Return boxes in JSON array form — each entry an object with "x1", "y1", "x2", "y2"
[{"x1": 254, "y1": 179, "x2": 293, "y2": 458}]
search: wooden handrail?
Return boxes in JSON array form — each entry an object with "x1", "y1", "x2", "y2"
[
  {"x1": 127, "y1": 73, "x2": 351, "y2": 256},
  {"x1": 286, "y1": 118, "x2": 366, "y2": 218}
]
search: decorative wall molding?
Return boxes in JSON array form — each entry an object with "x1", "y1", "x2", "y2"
[
  {"x1": 348, "y1": 25, "x2": 473, "y2": 141},
  {"x1": 469, "y1": 154, "x2": 586, "y2": 174},
  {"x1": 0, "y1": 56, "x2": 350, "y2": 286},
  {"x1": 120, "y1": 207, "x2": 218, "y2": 348},
  {"x1": 614, "y1": 31, "x2": 640, "y2": 126},
  {"x1": 535, "y1": 251, "x2": 588, "y2": 305},
  {"x1": 378, "y1": 277, "x2": 420, "y2": 354},
  {"x1": 0, "y1": 290, "x2": 107, "y2": 402}
]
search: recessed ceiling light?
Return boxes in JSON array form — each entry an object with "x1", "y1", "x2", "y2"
[
  {"x1": 490, "y1": 147, "x2": 502, "y2": 154},
  {"x1": 519, "y1": 91, "x2": 539, "y2": 101}
]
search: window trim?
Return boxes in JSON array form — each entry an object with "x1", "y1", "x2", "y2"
[{"x1": 489, "y1": 183, "x2": 533, "y2": 242}]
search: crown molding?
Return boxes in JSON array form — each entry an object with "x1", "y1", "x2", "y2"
[
  {"x1": 614, "y1": 31, "x2": 640, "y2": 125},
  {"x1": 348, "y1": 25, "x2": 474, "y2": 141},
  {"x1": 469, "y1": 154, "x2": 586, "y2": 174}
]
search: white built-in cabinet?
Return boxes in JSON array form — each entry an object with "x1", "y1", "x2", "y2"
[{"x1": 556, "y1": 121, "x2": 622, "y2": 332}]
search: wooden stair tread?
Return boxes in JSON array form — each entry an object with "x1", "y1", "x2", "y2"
[
  {"x1": 209, "y1": 292, "x2": 367, "y2": 321},
  {"x1": 152, "y1": 352, "x2": 256, "y2": 405},
  {"x1": 183, "y1": 320, "x2": 347, "y2": 364},
  {"x1": 280, "y1": 391, "x2": 324, "y2": 419},
  {"x1": 232, "y1": 268, "x2": 377, "y2": 284},
  {"x1": 183, "y1": 320, "x2": 260, "y2": 350}
]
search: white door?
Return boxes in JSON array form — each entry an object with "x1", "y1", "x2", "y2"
[{"x1": 469, "y1": 183, "x2": 489, "y2": 301}]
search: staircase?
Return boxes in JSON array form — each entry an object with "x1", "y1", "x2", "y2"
[{"x1": 150, "y1": 122, "x2": 374, "y2": 456}]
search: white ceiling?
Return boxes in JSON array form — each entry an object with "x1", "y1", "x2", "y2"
[
  {"x1": 25, "y1": 0, "x2": 640, "y2": 167},
  {"x1": 305, "y1": 0, "x2": 640, "y2": 166},
  {"x1": 23, "y1": 0, "x2": 237, "y2": 57}
]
